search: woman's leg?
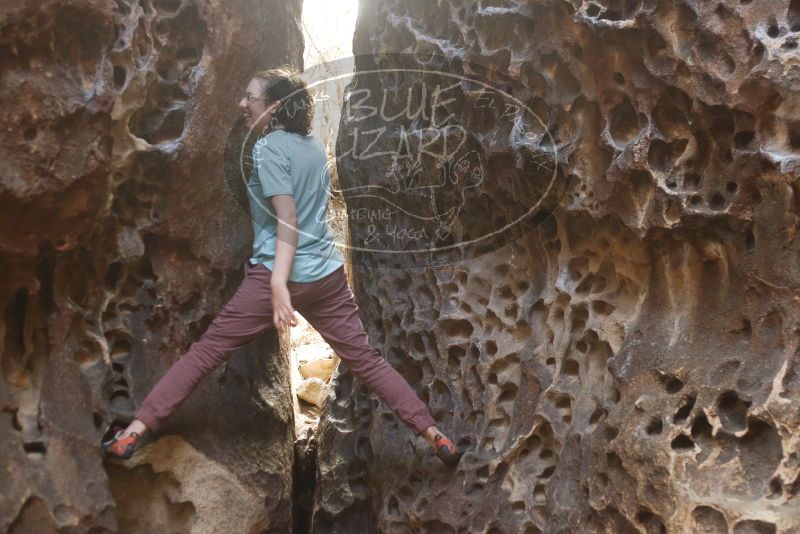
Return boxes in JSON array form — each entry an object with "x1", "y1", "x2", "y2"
[
  {"x1": 295, "y1": 267, "x2": 441, "y2": 441},
  {"x1": 130, "y1": 261, "x2": 275, "y2": 435}
]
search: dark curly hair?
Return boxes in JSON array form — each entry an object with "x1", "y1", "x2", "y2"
[{"x1": 254, "y1": 65, "x2": 314, "y2": 136}]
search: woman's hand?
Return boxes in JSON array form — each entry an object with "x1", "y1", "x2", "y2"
[{"x1": 271, "y1": 279, "x2": 298, "y2": 329}]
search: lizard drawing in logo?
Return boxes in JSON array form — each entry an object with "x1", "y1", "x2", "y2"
[{"x1": 332, "y1": 124, "x2": 485, "y2": 248}]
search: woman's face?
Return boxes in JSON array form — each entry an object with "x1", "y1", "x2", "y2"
[{"x1": 238, "y1": 78, "x2": 279, "y2": 133}]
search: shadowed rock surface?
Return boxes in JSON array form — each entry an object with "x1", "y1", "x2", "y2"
[
  {"x1": 0, "y1": 0, "x2": 302, "y2": 532},
  {"x1": 312, "y1": 0, "x2": 800, "y2": 532}
]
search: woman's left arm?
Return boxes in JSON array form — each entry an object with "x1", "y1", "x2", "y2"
[{"x1": 271, "y1": 194, "x2": 299, "y2": 329}]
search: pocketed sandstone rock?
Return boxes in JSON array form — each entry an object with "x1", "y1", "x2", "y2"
[
  {"x1": 313, "y1": 0, "x2": 800, "y2": 532},
  {"x1": 0, "y1": 0, "x2": 303, "y2": 532}
]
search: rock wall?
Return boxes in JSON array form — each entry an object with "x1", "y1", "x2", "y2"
[
  {"x1": 314, "y1": 0, "x2": 800, "y2": 532},
  {"x1": 0, "y1": 0, "x2": 303, "y2": 532}
]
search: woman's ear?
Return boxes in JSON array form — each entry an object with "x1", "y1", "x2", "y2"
[{"x1": 268, "y1": 100, "x2": 281, "y2": 114}]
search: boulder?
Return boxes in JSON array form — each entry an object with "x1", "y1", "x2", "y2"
[
  {"x1": 299, "y1": 358, "x2": 338, "y2": 382},
  {"x1": 297, "y1": 378, "x2": 329, "y2": 409},
  {"x1": 0, "y1": 0, "x2": 303, "y2": 531},
  {"x1": 312, "y1": 0, "x2": 800, "y2": 531}
]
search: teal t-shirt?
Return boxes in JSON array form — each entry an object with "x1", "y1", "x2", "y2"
[{"x1": 246, "y1": 129, "x2": 344, "y2": 282}]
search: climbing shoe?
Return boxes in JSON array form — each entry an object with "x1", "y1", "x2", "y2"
[
  {"x1": 433, "y1": 433, "x2": 464, "y2": 466},
  {"x1": 101, "y1": 428, "x2": 141, "y2": 460}
]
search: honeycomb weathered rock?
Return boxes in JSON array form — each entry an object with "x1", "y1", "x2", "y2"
[
  {"x1": 0, "y1": 0, "x2": 303, "y2": 531},
  {"x1": 313, "y1": 0, "x2": 800, "y2": 532}
]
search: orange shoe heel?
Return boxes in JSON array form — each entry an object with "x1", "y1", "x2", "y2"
[
  {"x1": 101, "y1": 429, "x2": 140, "y2": 460},
  {"x1": 434, "y1": 433, "x2": 464, "y2": 466}
]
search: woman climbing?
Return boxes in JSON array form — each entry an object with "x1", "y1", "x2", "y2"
[{"x1": 100, "y1": 66, "x2": 463, "y2": 466}]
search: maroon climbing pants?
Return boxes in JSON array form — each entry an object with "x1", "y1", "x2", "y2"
[{"x1": 134, "y1": 260, "x2": 436, "y2": 436}]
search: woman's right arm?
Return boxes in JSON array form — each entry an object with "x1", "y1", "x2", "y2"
[{"x1": 270, "y1": 194, "x2": 298, "y2": 328}]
